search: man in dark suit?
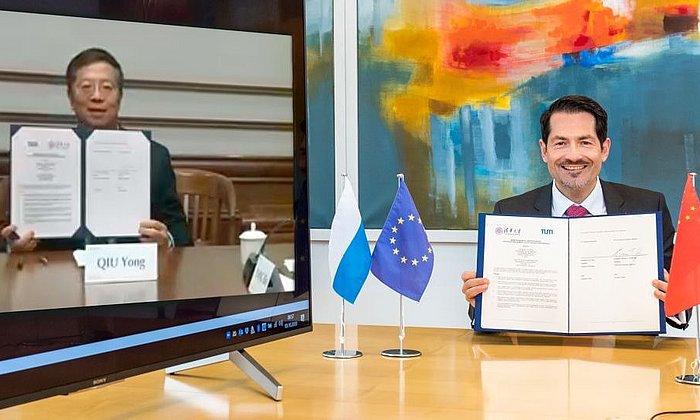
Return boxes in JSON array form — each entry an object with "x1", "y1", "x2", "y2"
[
  {"x1": 461, "y1": 95, "x2": 688, "y2": 329},
  {"x1": 1, "y1": 47, "x2": 190, "y2": 250}
]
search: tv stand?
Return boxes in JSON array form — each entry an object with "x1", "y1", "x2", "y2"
[{"x1": 165, "y1": 350, "x2": 283, "y2": 401}]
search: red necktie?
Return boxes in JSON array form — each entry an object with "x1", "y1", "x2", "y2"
[{"x1": 565, "y1": 204, "x2": 590, "y2": 217}]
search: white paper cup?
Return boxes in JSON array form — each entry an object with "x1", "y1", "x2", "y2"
[{"x1": 239, "y1": 222, "x2": 267, "y2": 266}]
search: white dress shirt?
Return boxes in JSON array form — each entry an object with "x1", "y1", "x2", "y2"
[{"x1": 550, "y1": 177, "x2": 606, "y2": 216}]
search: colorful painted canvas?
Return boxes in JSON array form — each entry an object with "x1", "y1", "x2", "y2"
[
  {"x1": 357, "y1": 0, "x2": 700, "y2": 229},
  {"x1": 305, "y1": 0, "x2": 335, "y2": 228}
]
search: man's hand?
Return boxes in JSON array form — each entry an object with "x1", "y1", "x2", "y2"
[
  {"x1": 652, "y1": 269, "x2": 670, "y2": 302},
  {"x1": 138, "y1": 220, "x2": 171, "y2": 248},
  {"x1": 1, "y1": 225, "x2": 37, "y2": 252},
  {"x1": 461, "y1": 270, "x2": 489, "y2": 307}
]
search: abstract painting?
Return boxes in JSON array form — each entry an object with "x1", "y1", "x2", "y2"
[{"x1": 357, "y1": 0, "x2": 700, "y2": 229}]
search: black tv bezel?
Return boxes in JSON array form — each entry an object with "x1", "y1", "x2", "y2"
[{"x1": 0, "y1": 0, "x2": 310, "y2": 409}]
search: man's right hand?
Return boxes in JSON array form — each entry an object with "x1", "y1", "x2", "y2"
[
  {"x1": 1, "y1": 225, "x2": 38, "y2": 252},
  {"x1": 461, "y1": 270, "x2": 489, "y2": 307}
]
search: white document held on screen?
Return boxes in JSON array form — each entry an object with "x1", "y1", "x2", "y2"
[
  {"x1": 10, "y1": 127, "x2": 81, "y2": 238},
  {"x1": 477, "y1": 213, "x2": 662, "y2": 334},
  {"x1": 85, "y1": 130, "x2": 150, "y2": 237}
]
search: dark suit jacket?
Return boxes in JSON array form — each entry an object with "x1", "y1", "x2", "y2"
[
  {"x1": 470, "y1": 180, "x2": 688, "y2": 328},
  {"x1": 146, "y1": 140, "x2": 191, "y2": 247},
  {"x1": 4, "y1": 136, "x2": 191, "y2": 250}
]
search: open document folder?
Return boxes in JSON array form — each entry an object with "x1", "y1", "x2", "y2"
[
  {"x1": 474, "y1": 213, "x2": 665, "y2": 335},
  {"x1": 10, "y1": 126, "x2": 150, "y2": 239}
]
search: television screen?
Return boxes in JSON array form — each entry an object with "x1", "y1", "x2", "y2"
[{"x1": 0, "y1": 0, "x2": 309, "y2": 408}]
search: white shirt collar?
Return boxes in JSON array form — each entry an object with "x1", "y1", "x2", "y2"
[{"x1": 551, "y1": 177, "x2": 607, "y2": 217}]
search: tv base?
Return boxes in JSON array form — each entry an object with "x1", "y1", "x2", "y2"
[
  {"x1": 165, "y1": 349, "x2": 283, "y2": 401},
  {"x1": 676, "y1": 374, "x2": 700, "y2": 385}
]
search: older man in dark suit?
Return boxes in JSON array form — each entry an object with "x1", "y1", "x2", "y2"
[
  {"x1": 1, "y1": 48, "x2": 190, "y2": 250},
  {"x1": 461, "y1": 95, "x2": 688, "y2": 329}
]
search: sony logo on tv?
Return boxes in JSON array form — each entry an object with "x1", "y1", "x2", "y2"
[{"x1": 92, "y1": 377, "x2": 107, "y2": 386}]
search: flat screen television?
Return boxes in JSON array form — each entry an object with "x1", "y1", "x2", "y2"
[{"x1": 0, "y1": 0, "x2": 309, "y2": 408}]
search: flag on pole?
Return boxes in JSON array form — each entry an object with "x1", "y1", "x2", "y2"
[
  {"x1": 371, "y1": 176, "x2": 434, "y2": 301},
  {"x1": 328, "y1": 177, "x2": 371, "y2": 303},
  {"x1": 665, "y1": 173, "x2": 700, "y2": 315}
]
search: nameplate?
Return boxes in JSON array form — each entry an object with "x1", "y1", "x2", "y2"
[
  {"x1": 248, "y1": 254, "x2": 276, "y2": 294},
  {"x1": 84, "y1": 243, "x2": 158, "y2": 283}
]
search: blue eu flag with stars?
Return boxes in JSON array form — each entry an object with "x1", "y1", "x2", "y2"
[{"x1": 371, "y1": 177, "x2": 434, "y2": 302}]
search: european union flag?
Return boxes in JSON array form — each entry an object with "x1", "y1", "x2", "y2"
[{"x1": 371, "y1": 177, "x2": 434, "y2": 301}]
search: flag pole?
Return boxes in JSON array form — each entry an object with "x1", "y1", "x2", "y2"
[
  {"x1": 694, "y1": 173, "x2": 699, "y2": 382},
  {"x1": 694, "y1": 302, "x2": 700, "y2": 378},
  {"x1": 323, "y1": 297, "x2": 362, "y2": 358},
  {"x1": 675, "y1": 172, "x2": 700, "y2": 384},
  {"x1": 399, "y1": 295, "x2": 404, "y2": 354},
  {"x1": 340, "y1": 298, "x2": 346, "y2": 355},
  {"x1": 323, "y1": 174, "x2": 362, "y2": 359},
  {"x1": 382, "y1": 174, "x2": 421, "y2": 359}
]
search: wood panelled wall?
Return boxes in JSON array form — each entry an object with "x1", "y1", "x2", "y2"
[{"x1": 0, "y1": 153, "x2": 293, "y2": 244}]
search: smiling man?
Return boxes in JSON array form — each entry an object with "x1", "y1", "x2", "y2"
[
  {"x1": 2, "y1": 48, "x2": 190, "y2": 251},
  {"x1": 460, "y1": 95, "x2": 689, "y2": 329}
]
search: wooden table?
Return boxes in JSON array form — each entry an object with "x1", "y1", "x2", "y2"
[
  {"x1": 0, "y1": 244, "x2": 294, "y2": 312},
  {"x1": 3, "y1": 324, "x2": 700, "y2": 419}
]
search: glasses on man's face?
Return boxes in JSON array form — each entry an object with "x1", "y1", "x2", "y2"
[{"x1": 74, "y1": 80, "x2": 119, "y2": 99}]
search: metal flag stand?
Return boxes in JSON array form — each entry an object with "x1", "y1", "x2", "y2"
[
  {"x1": 676, "y1": 304, "x2": 700, "y2": 384},
  {"x1": 323, "y1": 173, "x2": 362, "y2": 359},
  {"x1": 381, "y1": 174, "x2": 421, "y2": 358},
  {"x1": 323, "y1": 298, "x2": 362, "y2": 359},
  {"x1": 381, "y1": 294, "x2": 421, "y2": 358},
  {"x1": 675, "y1": 172, "x2": 700, "y2": 384}
]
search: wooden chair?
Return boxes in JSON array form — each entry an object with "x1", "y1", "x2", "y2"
[{"x1": 174, "y1": 168, "x2": 237, "y2": 245}]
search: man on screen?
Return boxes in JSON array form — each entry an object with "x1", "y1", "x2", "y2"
[
  {"x1": 1, "y1": 47, "x2": 190, "y2": 250},
  {"x1": 460, "y1": 95, "x2": 689, "y2": 329}
]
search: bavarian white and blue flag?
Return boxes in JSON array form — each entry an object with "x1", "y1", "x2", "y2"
[
  {"x1": 328, "y1": 177, "x2": 371, "y2": 303},
  {"x1": 371, "y1": 176, "x2": 434, "y2": 301}
]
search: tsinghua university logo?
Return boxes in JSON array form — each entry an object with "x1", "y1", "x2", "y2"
[{"x1": 494, "y1": 226, "x2": 521, "y2": 235}]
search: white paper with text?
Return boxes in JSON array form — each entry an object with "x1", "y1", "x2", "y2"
[
  {"x1": 480, "y1": 215, "x2": 569, "y2": 333},
  {"x1": 10, "y1": 127, "x2": 81, "y2": 238},
  {"x1": 85, "y1": 130, "x2": 150, "y2": 237},
  {"x1": 568, "y1": 214, "x2": 660, "y2": 333}
]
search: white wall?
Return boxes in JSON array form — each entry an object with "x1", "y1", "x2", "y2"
[{"x1": 0, "y1": 10, "x2": 293, "y2": 156}]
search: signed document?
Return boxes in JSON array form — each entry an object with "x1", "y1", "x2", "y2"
[
  {"x1": 85, "y1": 130, "x2": 150, "y2": 237},
  {"x1": 11, "y1": 127, "x2": 150, "y2": 239},
  {"x1": 474, "y1": 213, "x2": 664, "y2": 335},
  {"x1": 10, "y1": 127, "x2": 82, "y2": 238}
]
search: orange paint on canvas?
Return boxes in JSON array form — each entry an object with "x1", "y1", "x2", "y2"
[
  {"x1": 373, "y1": 0, "x2": 697, "y2": 141},
  {"x1": 532, "y1": 1, "x2": 629, "y2": 54},
  {"x1": 383, "y1": 70, "x2": 514, "y2": 141}
]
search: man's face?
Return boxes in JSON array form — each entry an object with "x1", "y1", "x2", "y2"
[
  {"x1": 539, "y1": 111, "x2": 610, "y2": 202},
  {"x1": 68, "y1": 61, "x2": 121, "y2": 129}
]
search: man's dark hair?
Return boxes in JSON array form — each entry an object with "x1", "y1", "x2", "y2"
[
  {"x1": 540, "y1": 95, "x2": 608, "y2": 147},
  {"x1": 65, "y1": 47, "x2": 124, "y2": 96}
]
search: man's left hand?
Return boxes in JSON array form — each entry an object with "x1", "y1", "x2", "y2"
[
  {"x1": 139, "y1": 220, "x2": 171, "y2": 248},
  {"x1": 652, "y1": 269, "x2": 670, "y2": 302}
]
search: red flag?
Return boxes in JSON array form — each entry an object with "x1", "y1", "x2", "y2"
[{"x1": 665, "y1": 174, "x2": 700, "y2": 315}]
